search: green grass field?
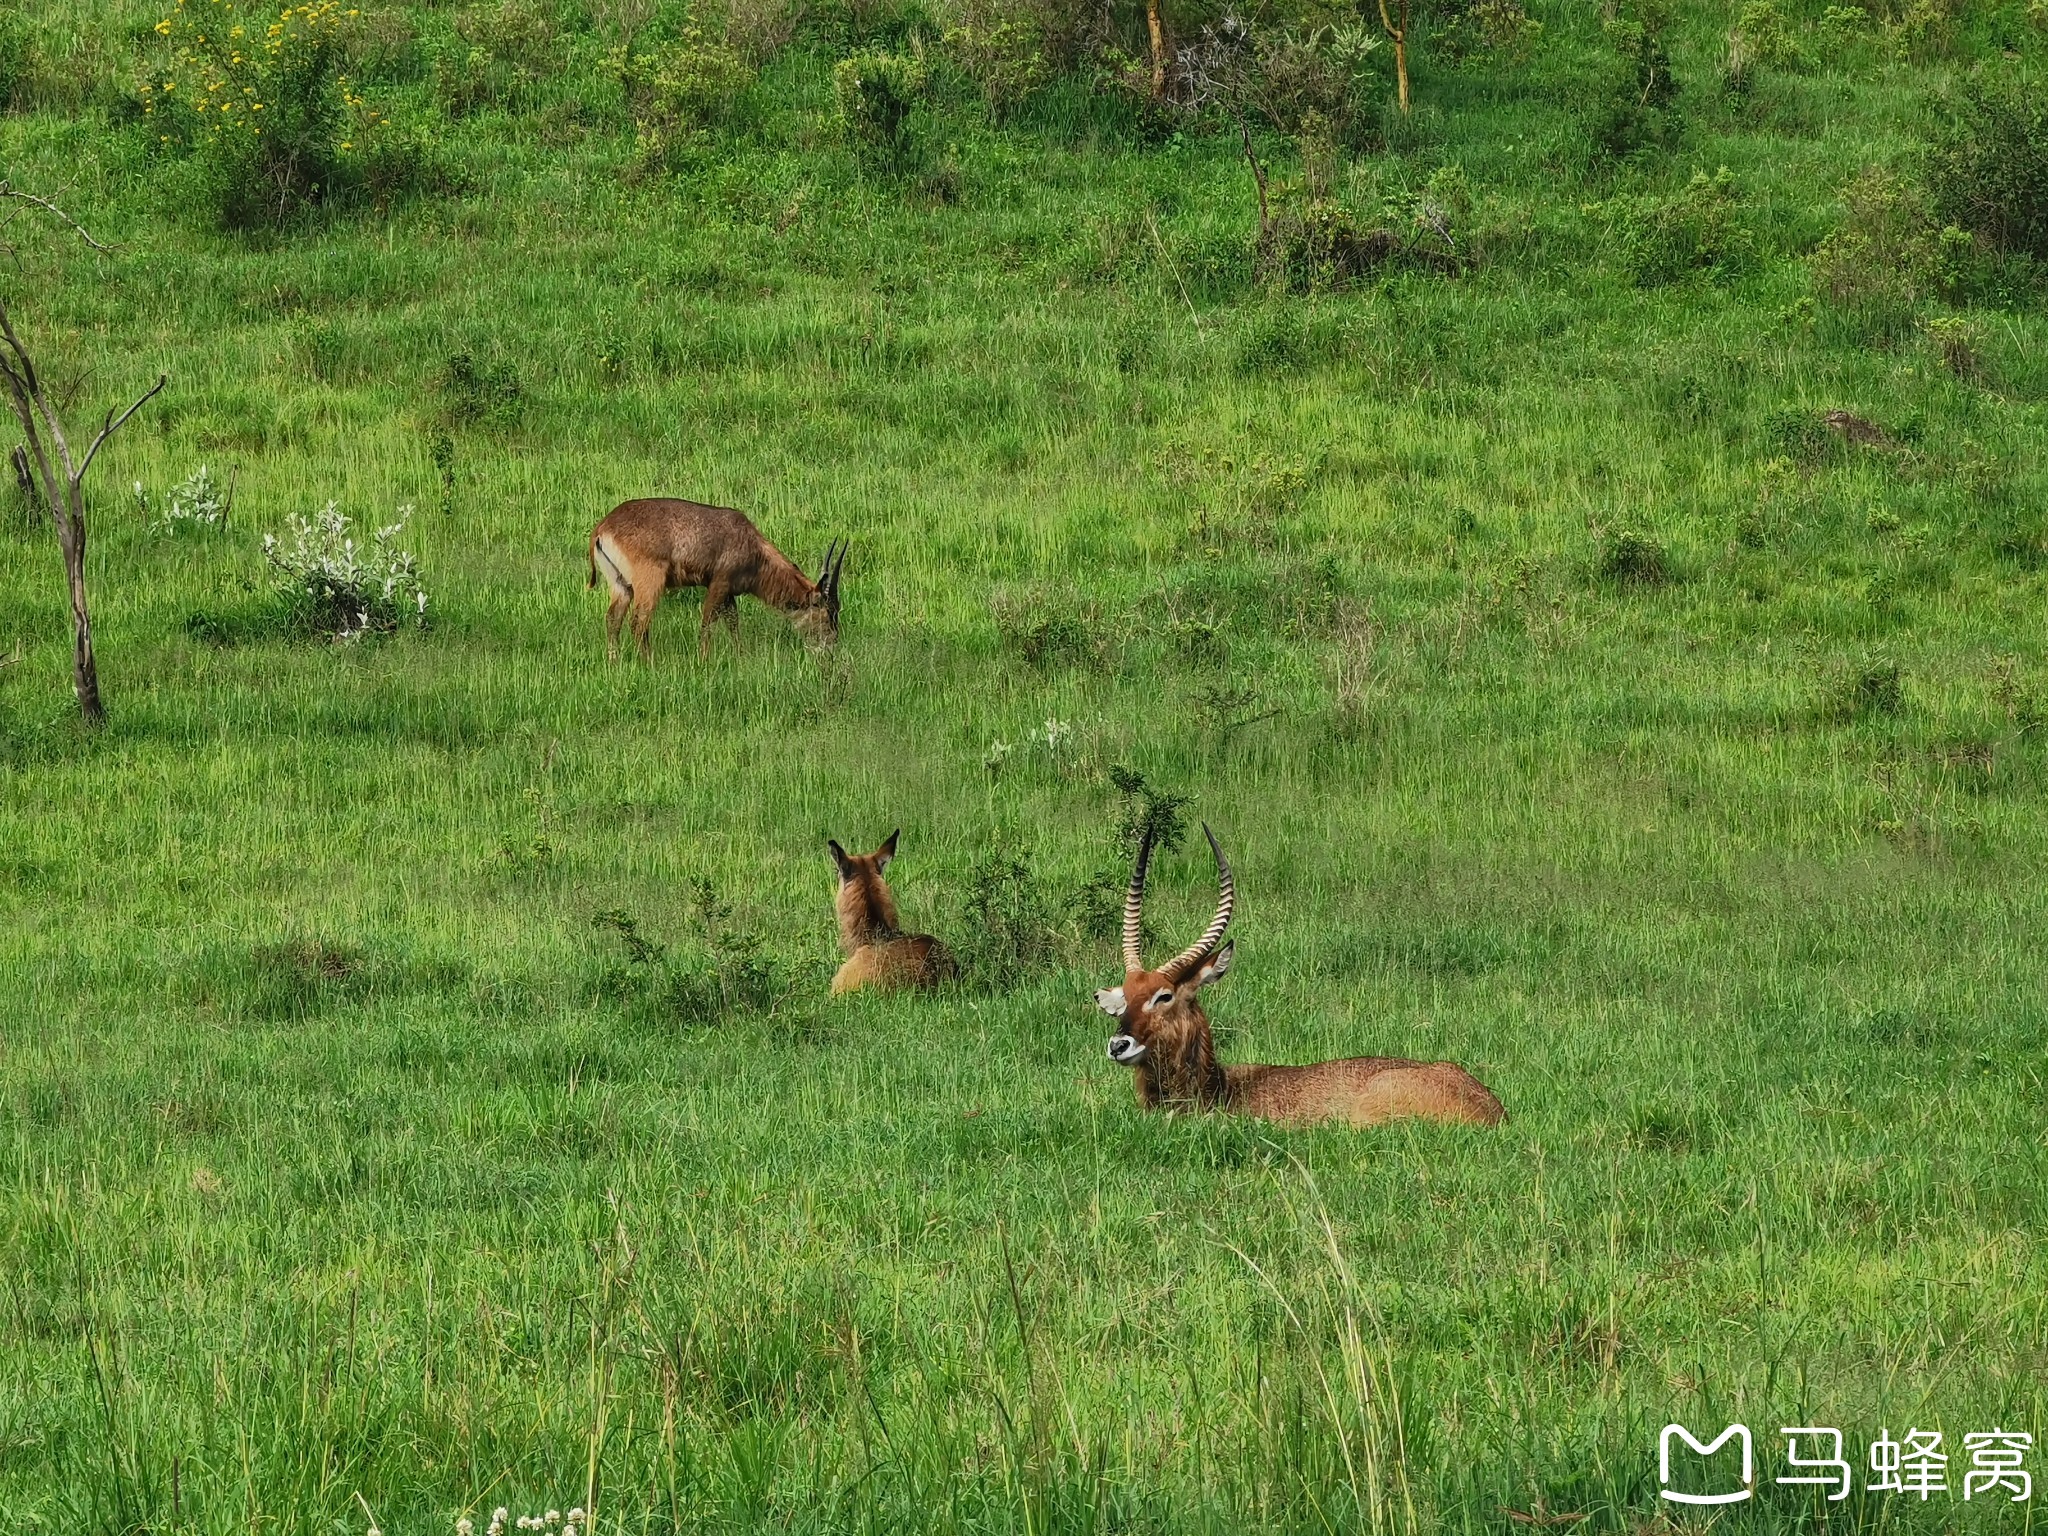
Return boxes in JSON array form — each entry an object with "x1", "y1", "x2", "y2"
[{"x1": 2, "y1": 0, "x2": 2047, "y2": 1529}]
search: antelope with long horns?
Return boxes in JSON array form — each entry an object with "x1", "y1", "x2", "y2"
[
  {"x1": 1095, "y1": 826, "x2": 1505, "y2": 1128},
  {"x1": 588, "y1": 497, "x2": 847, "y2": 661},
  {"x1": 828, "y1": 830, "x2": 958, "y2": 994}
]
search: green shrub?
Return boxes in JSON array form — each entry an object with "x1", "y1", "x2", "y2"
[
  {"x1": 1835, "y1": 658, "x2": 1904, "y2": 719},
  {"x1": 1435, "y1": 0, "x2": 1543, "y2": 66},
  {"x1": 954, "y1": 853, "x2": 1063, "y2": 989},
  {"x1": 143, "y1": 0, "x2": 423, "y2": 229},
  {"x1": 438, "y1": 352, "x2": 525, "y2": 429},
  {"x1": 594, "y1": 887, "x2": 783, "y2": 1027},
  {"x1": 1591, "y1": 2, "x2": 1681, "y2": 157},
  {"x1": 1809, "y1": 165, "x2": 1935, "y2": 322},
  {"x1": 1597, "y1": 527, "x2": 1671, "y2": 585},
  {"x1": 1729, "y1": 0, "x2": 1810, "y2": 73},
  {"x1": 1615, "y1": 168, "x2": 1752, "y2": 285},
  {"x1": 435, "y1": 0, "x2": 568, "y2": 117},
  {"x1": 944, "y1": 0, "x2": 1050, "y2": 121},
  {"x1": 616, "y1": 23, "x2": 754, "y2": 171},
  {"x1": 0, "y1": 3, "x2": 27, "y2": 110},
  {"x1": 1927, "y1": 66, "x2": 2048, "y2": 266},
  {"x1": 833, "y1": 49, "x2": 927, "y2": 169}
]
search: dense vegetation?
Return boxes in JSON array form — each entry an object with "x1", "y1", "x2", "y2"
[{"x1": 2, "y1": 0, "x2": 2046, "y2": 1530}]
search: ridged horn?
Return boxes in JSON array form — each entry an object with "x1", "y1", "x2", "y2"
[
  {"x1": 1159, "y1": 824, "x2": 1233, "y2": 983},
  {"x1": 828, "y1": 538, "x2": 849, "y2": 597},
  {"x1": 1121, "y1": 826, "x2": 1154, "y2": 972}
]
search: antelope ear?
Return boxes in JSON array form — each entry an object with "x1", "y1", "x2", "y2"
[
  {"x1": 1195, "y1": 942, "x2": 1234, "y2": 987},
  {"x1": 876, "y1": 829, "x2": 899, "y2": 865},
  {"x1": 1095, "y1": 986, "x2": 1127, "y2": 1018},
  {"x1": 827, "y1": 839, "x2": 853, "y2": 878}
]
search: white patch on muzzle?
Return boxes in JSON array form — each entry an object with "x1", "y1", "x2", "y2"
[{"x1": 1106, "y1": 1034, "x2": 1147, "y2": 1065}]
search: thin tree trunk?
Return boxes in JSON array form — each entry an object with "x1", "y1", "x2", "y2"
[
  {"x1": 1146, "y1": 0, "x2": 1167, "y2": 98},
  {"x1": 1377, "y1": 0, "x2": 1410, "y2": 113},
  {"x1": 57, "y1": 498, "x2": 102, "y2": 724}
]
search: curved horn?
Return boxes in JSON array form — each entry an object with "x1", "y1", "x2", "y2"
[
  {"x1": 1121, "y1": 826, "x2": 1154, "y2": 972},
  {"x1": 818, "y1": 538, "x2": 841, "y2": 597},
  {"x1": 1159, "y1": 824, "x2": 1234, "y2": 983},
  {"x1": 829, "y1": 539, "x2": 849, "y2": 596}
]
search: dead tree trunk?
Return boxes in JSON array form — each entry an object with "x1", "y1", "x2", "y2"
[{"x1": 0, "y1": 298, "x2": 164, "y2": 726}]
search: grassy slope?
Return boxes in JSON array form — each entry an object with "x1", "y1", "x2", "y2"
[{"x1": 2, "y1": 2, "x2": 2047, "y2": 1531}]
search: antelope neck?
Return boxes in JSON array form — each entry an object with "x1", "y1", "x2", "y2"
[
  {"x1": 836, "y1": 876, "x2": 901, "y2": 952},
  {"x1": 1136, "y1": 1010, "x2": 1232, "y2": 1111}
]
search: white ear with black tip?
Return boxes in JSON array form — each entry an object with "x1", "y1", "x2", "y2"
[{"x1": 1095, "y1": 987, "x2": 1127, "y2": 1017}]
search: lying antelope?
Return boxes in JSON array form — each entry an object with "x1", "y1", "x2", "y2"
[
  {"x1": 1095, "y1": 826, "x2": 1505, "y2": 1128},
  {"x1": 828, "y1": 830, "x2": 958, "y2": 994},
  {"x1": 587, "y1": 497, "x2": 847, "y2": 660}
]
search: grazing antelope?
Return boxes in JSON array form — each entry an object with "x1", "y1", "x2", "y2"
[
  {"x1": 828, "y1": 830, "x2": 958, "y2": 994},
  {"x1": 1095, "y1": 826, "x2": 1505, "y2": 1128},
  {"x1": 587, "y1": 497, "x2": 847, "y2": 661}
]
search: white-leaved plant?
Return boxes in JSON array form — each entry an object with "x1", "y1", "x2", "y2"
[
  {"x1": 451, "y1": 1506, "x2": 586, "y2": 1536},
  {"x1": 135, "y1": 465, "x2": 232, "y2": 534},
  {"x1": 263, "y1": 501, "x2": 429, "y2": 642}
]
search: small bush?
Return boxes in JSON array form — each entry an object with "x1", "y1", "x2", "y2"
[
  {"x1": 944, "y1": 0, "x2": 1051, "y2": 121},
  {"x1": 1597, "y1": 527, "x2": 1671, "y2": 586},
  {"x1": 1591, "y1": 3, "x2": 1682, "y2": 157},
  {"x1": 0, "y1": 4, "x2": 27, "y2": 110},
  {"x1": 834, "y1": 50, "x2": 927, "y2": 170},
  {"x1": 263, "y1": 502, "x2": 429, "y2": 641},
  {"x1": 1809, "y1": 165, "x2": 1941, "y2": 323},
  {"x1": 438, "y1": 352, "x2": 525, "y2": 429},
  {"x1": 1835, "y1": 658, "x2": 1905, "y2": 719},
  {"x1": 594, "y1": 884, "x2": 783, "y2": 1026},
  {"x1": 142, "y1": 1, "x2": 422, "y2": 229},
  {"x1": 435, "y1": 0, "x2": 566, "y2": 117},
  {"x1": 991, "y1": 588, "x2": 1109, "y2": 671},
  {"x1": 1614, "y1": 168, "x2": 1752, "y2": 286},
  {"x1": 954, "y1": 853, "x2": 1064, "y2": 988},
  {"x1": 136, "y1": 464, "x2": 233, "y2": 534},
  {"x1": 616, "y1": 24, "x2": 755, "y2": 172},
  {"x1": 1921, "y1": 314, "x2": 1982, "y2": 381},
  {"x1": 1926, "y1": 67, "x2": 2048, "y2": 267},
  {"x1": 1726, "y1": 0, "x2": 1810, "y2": 86},
  {"x1": 1257, "y1": 200, "x2": 1401, "y2": 291},
  {"x1": 1435, "y1": 0, "x2": 1543, "y2": 65}
]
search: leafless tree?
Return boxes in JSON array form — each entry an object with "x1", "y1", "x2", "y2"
[{"x1": 0, "y1": 184, "x2": 167, "y2": 726}]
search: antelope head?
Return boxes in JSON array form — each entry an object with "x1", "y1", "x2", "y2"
[
  {"x1": 792, "y1": 538, "x2": 848, "y2": 647},
  {"x1": 1095, "y1": 823, "x2": 1235, "y2": 1072}
]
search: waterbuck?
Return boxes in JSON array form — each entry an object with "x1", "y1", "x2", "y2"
[
  {"x1": 587, "y1": 497, "x2": 847, "y2": 660},
  {"x1": 828, "y1": 830, "x2": 957, "y2": 994},
  {"x1": 1095, "y1": 826, "x2": 1505, "y2": 1128}
]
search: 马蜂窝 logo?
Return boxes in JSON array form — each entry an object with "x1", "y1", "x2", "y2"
[{"x1": 1660, "y1": 1423, "x2": 1755, "y2": 1505}]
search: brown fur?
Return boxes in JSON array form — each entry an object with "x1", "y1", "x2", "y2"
[
  {"x1": 828, "y1": 831, "x2": 957, "y2": 995},
  {"x1": 587, "y1": 497, "x2": 842, "y2": 660},
  {"x1": 1104, "y1": 958, "x2": 1504, "y2": 1128}
]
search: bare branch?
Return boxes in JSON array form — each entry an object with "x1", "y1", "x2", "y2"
[
  {"x1": 76, "y1": 373, "x2": 167, "y2": 483},
  {"x1": 0, "y1": 183, "x2": 114, "y2": 254}
]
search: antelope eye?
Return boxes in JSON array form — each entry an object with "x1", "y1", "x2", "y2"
[{"x1": 1150, "y1": 989, "x2": 1174, "y2": 1008}]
